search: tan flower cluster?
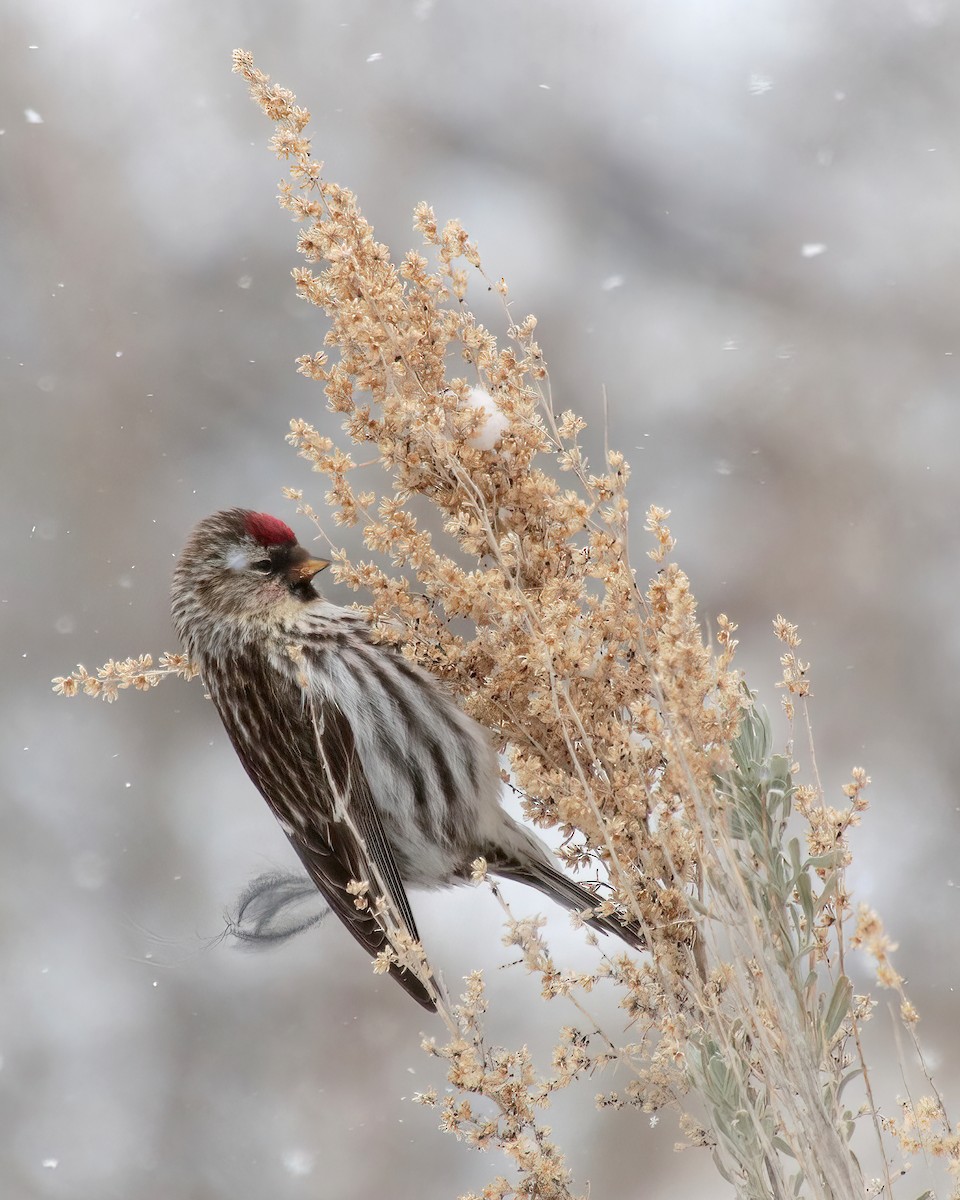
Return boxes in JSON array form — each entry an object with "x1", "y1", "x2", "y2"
[
  {"x1": 773, "y1": 613, "x2": 810, "y2": 717},
  {"x1": 52, "y1": 653, "x2": 197, "y2": 701},
  {"x1": 793, "y1": 765, "x2": 871, "y2": 867},
  {"x1": 422, "y1": 972, "x2": 579, "y2": 1200},
  {"x1": 850, "y1": 904, "x2": 903, "y2": 991},
  {"x1": 885, "y1": 1096, "x2": 960, "y2": 1189}
]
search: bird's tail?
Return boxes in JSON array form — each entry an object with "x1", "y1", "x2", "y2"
[{"x1": 489, "y1": 854, "x2": 644, "y2": 951}]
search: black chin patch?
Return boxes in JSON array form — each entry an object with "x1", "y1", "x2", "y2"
[{"x1": 289, "y1": 578, "x2": 319, "y2": 602}]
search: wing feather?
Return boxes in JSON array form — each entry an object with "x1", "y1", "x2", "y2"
[
  {"x1": 207, "y1": 644, "x2": 435, "y2": 1011},
  {"x1": 302, "y1": 690, "x2": 422, "y2": 942}
]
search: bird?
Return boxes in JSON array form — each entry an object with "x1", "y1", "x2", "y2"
[{"x1": 171, "y1": 508, "x2": 640, "y2": 1010}]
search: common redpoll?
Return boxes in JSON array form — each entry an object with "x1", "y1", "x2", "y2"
[{"x1": 171, "y1": 509, "x2": 639, "y2": 1010}]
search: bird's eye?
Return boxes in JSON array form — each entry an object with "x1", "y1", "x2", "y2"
[{"x1": 250, "y1": 558, "x2": 273, "y2": 574}]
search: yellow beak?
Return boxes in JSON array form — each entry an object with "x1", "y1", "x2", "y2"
[{"x1": 292, "y1": 557, "x2": 330, "y2": 582}]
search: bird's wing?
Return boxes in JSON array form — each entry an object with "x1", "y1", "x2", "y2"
[
  {"x1": 287, "y1": 809, "x2": 435, "y2": 1011},
  {"x1": 295, "y1": 689, "x2": 435, "y2": 1008},
  {"x1": 208, "y1": 649, "x2": 435, "y2": 1011}
]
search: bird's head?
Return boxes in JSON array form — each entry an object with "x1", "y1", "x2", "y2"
[{"x1": 171, "y1": 509, "x2": 329, "y2": 644}]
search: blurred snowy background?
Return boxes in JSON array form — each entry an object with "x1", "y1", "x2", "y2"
[{"x1": 3, "y1": 1, "x2": 960, "y2": 1197}]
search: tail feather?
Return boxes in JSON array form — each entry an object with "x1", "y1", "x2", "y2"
[{"x1": 491, "y1": 857, "x2": 643, "y2": 950}]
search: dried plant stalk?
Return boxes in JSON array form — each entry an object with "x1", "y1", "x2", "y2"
[{"x1": 54, "y1": 49, "x2": 960, "y2": 1200}]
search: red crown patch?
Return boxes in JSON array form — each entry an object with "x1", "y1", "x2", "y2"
[{"x1": 244, "y1": 512, "x2": 296, "y2": 547}]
